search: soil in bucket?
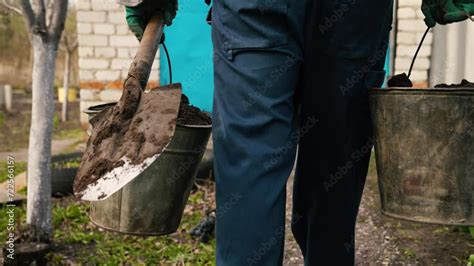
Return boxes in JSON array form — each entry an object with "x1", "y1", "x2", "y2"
[
  {"x1": 73, "y1": 93, "x2": 211, "y2": 193},
  {"x1": 177, "y1": 94, "x2": 212, "y2": 125},
  {"x1": 434, "y1": 79, "x2": 474, "y2": 88},
  {"x1": 387, "y1": 73, "x2": 413, "y2": 87}
]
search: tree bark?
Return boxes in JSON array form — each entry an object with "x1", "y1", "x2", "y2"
[
  {"x1": 26, "y1": 36, "x2": 57, "y2": 239},
  {"x1": 61, "y1": 51, "x2": 69, "y2": 122}
]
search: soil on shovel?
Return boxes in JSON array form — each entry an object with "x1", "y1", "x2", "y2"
[
  {"x1": 74, "y1": 92, "x2": 210, "y2": 194},
  {"x1": 434, "y1": 79, "x2": 474, "y2": 88}
]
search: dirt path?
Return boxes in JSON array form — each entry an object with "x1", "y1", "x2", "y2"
[
  {"x1": 0, "y1": 138, "x2": 79, "y2": 162},
  {"x1": 354, "y1": 174, "x2": 473, "y2": 265},
  {"x1": 283, "y1": 169, "x2": 473, "y2": 265},
  {"x1": 0, "y1": 94, "x2": 82, "y2": 153},
  {"x1": 283, "y1": 171, "x2": 304, "y2": 265}
]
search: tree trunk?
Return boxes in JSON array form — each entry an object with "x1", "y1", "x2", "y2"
[
  {"x1": 27, "y1": 36, "x2": 57, "y2": 240},
  {"x1": 61, "y1": 51, "x2": 70, "y2": 122}
]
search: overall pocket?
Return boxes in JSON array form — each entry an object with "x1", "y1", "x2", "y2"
[{"x1": 213, "y1": 0, "x2": 289, "y2": 56}]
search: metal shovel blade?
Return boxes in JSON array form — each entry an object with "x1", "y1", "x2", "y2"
[{"x1": 75, "y1": 85, "x2": 182, "y2": 201}]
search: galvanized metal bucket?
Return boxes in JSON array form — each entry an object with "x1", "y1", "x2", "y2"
[
  {"x1": 84, "y1": 103, "x2": 212, "y2": 235},
  {"x1": 369, "y1": 87, "x2": 474, "y2": 226}
]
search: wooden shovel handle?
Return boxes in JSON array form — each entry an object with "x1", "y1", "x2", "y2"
[
  {"x1": 127, "y1": 13, "x2": 165, "y2": 89},
  {"x1": 116, "y1": 14, "x2": 164, "y2": 120}
]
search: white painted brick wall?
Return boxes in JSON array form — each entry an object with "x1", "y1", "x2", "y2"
[
  {"x1": 79, "y1": 70, "x2": 94, "y2": 80},
  {"x1": 95, "y1": 47, "x2": 116, "y2": 58},
  {"x1": 90, "y1": 0, "x2": 119, "y2": 11},
  {"x1": 108, "y1": 12, "x2": 125, "y2": 24},
  {"x1": 95, "y1": 70, "x2": 121, "y2": 81},
  {"x1": 109, "y1": 35, "x2": 139, "y2": 47},
  {"x1": 116, "y1": 25, "x2": 130, "y2": 35},
  {"x1": 395, "y1": 0, "x2": 432, "y2": 84},
  {"x1": 93, "y1": 23, "x2": 115, "y2": 35},
  {"x1": 398, "y1": 0, "x2": 420, "y2": 7},
  {"x1": 77, "y1": 23, "x2": 92, "y2": 34},
  {"x1": 78, "y1": 34, "x2": 108, "y2": 46},
  {"x1": 76, "y1": 11, "x2": 106, "y2": 23},
  {"x1": 397, "y1": 19, "x2": 427, "y2": 32},
  {"x1": 117, "y1": 48, "x2": 129, "y2": 58},
  {"x1": 79, "y1": 58, "x2": 109, "y2": 69},
  {"x1": 397, "y1": 45, "x2": 431, "y2": 57},
  {"x1": 80, "y1": 89, "x2": 100, "y2": 101},
  {"x1": 78, "y1": 47, "x2": 93, "y2": 57},
  {"x1": 397, "y1": 7, "x2": 416, "y2": 19},
  {"x1": 76, "y1": 0, "x2": 160, "y2": 125},
  {"x1": 110, "y1": 58, "x2": 132, "y2": 70},
  {"x1": 397, "y1": 57, "x2": 430, "y2": 69},
  {"x1": 99, "y1": 88, "x2": 123, "y2": 101},
  {"x1": 76, "y1": 0, "x2": 91, "y2": 10}
]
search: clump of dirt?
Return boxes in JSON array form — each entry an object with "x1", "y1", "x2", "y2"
[
  {"x1": 434, "y1": 79, "x2": 474, "y2": 88},
  {"x1": 83, "y1": 158, "x2": 111, "y2": 182},
  {"x1": 387, "y1": 73, "x2": 413, "y2": 87},
  {"x1": 177, "y1": 95, "x2": 212, "y2": 125},
  {"x1": 92, "y1": 122, "x2": 121, "y2": 146}
]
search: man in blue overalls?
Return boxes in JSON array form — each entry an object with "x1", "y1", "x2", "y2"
[{"x1": 121, "y1": 0, "x2": 474, "y2": 264}]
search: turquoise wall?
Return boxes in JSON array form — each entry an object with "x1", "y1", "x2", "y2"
[
  {"x1": 160, "y1": 5, "x2": 391, "y2": 105},
  {"x1": 160, "y1": 2, "x2": 214, "y2": 112}
]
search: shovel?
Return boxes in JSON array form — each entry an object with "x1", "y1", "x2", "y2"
[{"x1": 74, "y1": 14, "x2": 182, "y2": 201}]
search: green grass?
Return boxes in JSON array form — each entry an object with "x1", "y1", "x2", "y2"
[
  {"x1": 0, "y1": 112, "x2": 4, "y2": 127},
  {"x1": 59, "y1": 140, "x2": 84, "y2": 154},
  {"x1": 17, "y1": 186, "x2": 27, "y2": 195},
  {"x1": 0, "y1": 202, "x2": 27, "y2": 242},
  {"x1": 468, "y1": 254, "x2": 474, "y2": 266},
  {"x1": 433, "y1": 227, "x2": 450, "y2": 235},
  {"x1": 55, "y1": 191, "x2": 216, "y2": 264},
  {"x1": 53, "y1": 128, "x2": 84, "y2": 140},
  {"x1": 0, "y1": 191, "x2": 216, "y2": 264},
  {"x1": 0, "y1": 161, "x2": 27, "y2": 183},
  {"x1": 51, "y1": 158, "x2": 81, "y2": 169},
  {"x1": 401, "y1": 247, "x2": 416, "y2": 258},
  {"x1": 53, "y1": 114, "x2": 60, "y2": 130}
]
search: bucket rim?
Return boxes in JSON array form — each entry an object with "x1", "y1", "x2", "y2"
[
  {"x1": 176, "y1": 123, "x2": 212, "y2": 129},
  {"x1": 370, "y1": 87, "x2": 474, "y2": 95},
  {"x1": 83, "y1": 102, "x2": 116, "y2": 115},
  {"x1": 89, "y1": 219, "x2": 178, "y2": 236},
  {"x1": 177, "y1": 111, "x2": 212, "y2": 128},
  {"x1": 84, "y1": 102, "x2": 212, "y2": 128},
  {"x1": 381, "y1": 210, "x2": 473, "y2": 227}
]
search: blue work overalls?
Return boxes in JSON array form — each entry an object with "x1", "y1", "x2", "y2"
[{"x1": 211, "y1": 0, "x2": 393, "y2": 265}]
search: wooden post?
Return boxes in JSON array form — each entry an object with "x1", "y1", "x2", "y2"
[
  {"x1": 4, "y1": 85, "x2": 12, "y2": 112},
  {"x1": 61, "y1": 52, "x2": 70, "y2": 121}
]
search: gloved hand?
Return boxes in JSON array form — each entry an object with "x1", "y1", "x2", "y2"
[
  {"x1": 422, "y1": 0, "x2": 474, "y2": 27},
  {"x1": 126, "y1": 0, "x2": 177, "y2": 40}
]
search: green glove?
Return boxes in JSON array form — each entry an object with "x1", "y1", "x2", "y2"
[
  {"x1": 126, "y1": 0, "x2": 177, "y2": 41},
  {"x1": 422, "y1": 0, "x2": 474, "y2": 27},
  {"x1": 444, "y1": 0, "x2": 474, "y2": 22}
]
